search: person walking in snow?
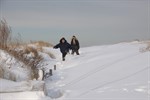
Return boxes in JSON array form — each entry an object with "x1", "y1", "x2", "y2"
[
  {"x1": 53, "y1": 37, "x2": 71, "y2": 61},
  {"x1": 71, "y1": 35, "x2": 80, "y2": 55}
]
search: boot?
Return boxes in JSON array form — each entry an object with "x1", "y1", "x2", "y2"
[{"x1": 62, "y1": 57, "x2": 65, "y2": 61}]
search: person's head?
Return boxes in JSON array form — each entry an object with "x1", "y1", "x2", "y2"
[
  {"x1": 73, "y1": 35, "x2": 75, "y2": 38},
  {"x1": 60, "y1": 37, "x2": 66, "y2": 43},
  {"x1": 62, "y1": 39, "x2": 65, "y2": 43},
  {"x1": 72, "y1": 35, "x2": 77, "y2": 40},
  {"x1": 72, "y1": 35, "x2": 75, "y2": 39}
]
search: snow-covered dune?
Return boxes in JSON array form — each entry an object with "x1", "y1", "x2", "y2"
[{"x1": 0, "y1": 41, "x2": 149, "y2": 100}]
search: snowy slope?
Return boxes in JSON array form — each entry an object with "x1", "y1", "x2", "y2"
[
  {"x1": 0, "y1": 41, "x2": 150, "y2": 100},
  {"x1": 58, "y1": 42, "x2": 150, "y2": 100}
]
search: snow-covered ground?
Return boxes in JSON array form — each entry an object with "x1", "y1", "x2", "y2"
[{"x1": 0, "y1": 41, "x2": 150, "y2": 100}]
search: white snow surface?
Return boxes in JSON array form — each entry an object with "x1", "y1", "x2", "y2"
[{"x1": 0, "y1": 41, "x2": 150, "y2": 100}]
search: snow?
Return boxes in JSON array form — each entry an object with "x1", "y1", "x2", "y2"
[
  {"x1": 0, "y1": 50, "x2": 31, "y2": 81},
  {"x1": 0, "y1": 41, "x2": 150, "y2": 100},
  {"x1": 0, "y1": 79, "x2": 32, "y2": 93},
  {"x1": 0, "y1": 91, "x2": 49, "y2": 100}
]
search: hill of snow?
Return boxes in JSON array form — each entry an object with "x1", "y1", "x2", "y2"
[
  {"x1": 0, "y1": 41, "x2": 150, "y2": 100},
  {"x1": 59, "y1": 42, "x2": 150, "y2": 100}
]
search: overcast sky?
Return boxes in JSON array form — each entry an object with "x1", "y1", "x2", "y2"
[{"x1": 1, "y1": 0, "x2": 150, "y2": 46}]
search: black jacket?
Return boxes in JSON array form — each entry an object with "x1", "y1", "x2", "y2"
[{"x1": 54, "y1": 38, "x2": 71, "y2": 53}]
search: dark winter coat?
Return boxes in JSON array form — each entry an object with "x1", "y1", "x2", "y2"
[
  {"x1": 71, "y1": 39, "x2": 80, "y2": 51},
  {"x1": 54, "y1": 38, "x2": 71, "y2": 53}
]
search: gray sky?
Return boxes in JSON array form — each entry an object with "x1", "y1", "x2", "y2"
[{"x1": 1, "y1": 0, "x2": 150, "y2": 47}]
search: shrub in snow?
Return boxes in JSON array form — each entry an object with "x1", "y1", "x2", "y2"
[
  {"x1": 0, "y1": 19, "x2": 11, "y2": 49},
  {"x1": 0, "y1": 66, "x2": 4, "y2": 78},
  {"x1": 30, "y1": 40, "x2": 53, "y2": 47},
  {"x1": 5, "y1": 46, "x2": 44, "y2": 80},
  {"x1": 143, "y1": 42, "x2": 150, "y2": 51},
  {"x1": 0, "y1": 50, "x2": 32, "y2": 81},
  {"x1": 146, "y1": 42, "x2": 150, "y2": 51},
  {"x1": 140, "y1": 41, "x2": 150, "y2": 52}
]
